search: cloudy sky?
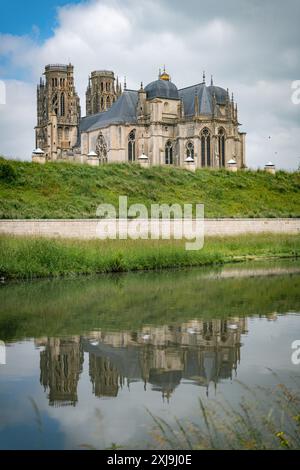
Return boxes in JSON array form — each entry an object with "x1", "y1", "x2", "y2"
[{"x1": 0, "y1": 0, "x2": 299, "y2": 169}]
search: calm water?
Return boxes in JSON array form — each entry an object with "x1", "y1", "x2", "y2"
[{"x1": 0, "y1": 260, "x2": 300, "y2": 449}]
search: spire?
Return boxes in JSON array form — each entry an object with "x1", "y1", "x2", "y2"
[
  {"x1": 194, "y1": 87, "x2": 199, "y2": 117},
  {"x1": 210, "y1": 75, "x2": 213, "y2": 86},
  {"x1": 203, "y1": 71, "x2": 206, "y2": 83},
  {"x1": 158, "y1": 68, "x2": 161, "y2": 79},
  {"x1": 124, "y1": 76, "x2": 127, "y2": 90},
  {"x1": 231, "y1": 92, "x2": 234, "y2": 103},
  {"x1": 212, "y1": 92, "x2": 216, "y2": 117},
  {"x1": 226, "y1": 88, "x2": 230, "y2": 102}
]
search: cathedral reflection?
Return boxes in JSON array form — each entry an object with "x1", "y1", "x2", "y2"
[
  {"x1": 37, "y1": 318, "x2": 247, "y2": 406},
  {"x1": 38, "y1": 337, "x2": 83, "y2": 407}
]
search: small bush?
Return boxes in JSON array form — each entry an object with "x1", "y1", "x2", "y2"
[{"x1": 0, "y1": 160, "x2": 17, "y2": 182}]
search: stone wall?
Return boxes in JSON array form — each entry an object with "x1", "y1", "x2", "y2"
[{"x1": 0, "y1": 218, "x2": 299, "y2": 239}]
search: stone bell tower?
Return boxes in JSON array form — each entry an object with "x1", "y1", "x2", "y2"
[
  {"x1": 35, "y1": 63, "x2": 81, "y2": 161},
  {"x1": 85, "y1": 70, "x2": 122, "y2": 116}
]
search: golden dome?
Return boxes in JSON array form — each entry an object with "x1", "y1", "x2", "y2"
[{"x1": 159, "y1": 67, "x2": 170, "y2": 81}]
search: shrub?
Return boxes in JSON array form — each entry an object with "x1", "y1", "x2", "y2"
[{"x1": 0, "y1": 160, "x2": 17, "y2": 182}]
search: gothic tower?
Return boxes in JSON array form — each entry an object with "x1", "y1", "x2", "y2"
[
  {"x1": 35, "y1": 64, "x2": 81, "y2": 161},
  {"x1": 85, "y1": 70, "x2": 122, "y2": 116}
]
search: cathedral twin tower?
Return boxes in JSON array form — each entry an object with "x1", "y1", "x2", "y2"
[
  {"x1": 35, "y1": 65, "x2": 121, "y2": 160},
  {"x1": 86, "y1": 70, "x2": 122, "y2": 115}
]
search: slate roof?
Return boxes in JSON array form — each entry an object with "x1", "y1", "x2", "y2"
[
  {"x1": 79, "y1": 81, "x2": 228, "y2": 133},
  {"x1": 80, "y1": 90, "x2": 138, "y2": 133},
  {"x1": 178, "y1": 83, "x2": 213, "y2": 116},
  {"x1": 144, "y1": 79, "x2": 179, "y2": 100},
  {"x1": 207, "y1": 85, "x2": 228, "y2": 105}
]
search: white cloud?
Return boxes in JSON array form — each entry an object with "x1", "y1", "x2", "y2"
[
  {"x1": 0, "y1": 80, "x2": 35, "y2": 159},
  {"x1": 0, "y1": 0, "x2": 299, "y2": 168}
]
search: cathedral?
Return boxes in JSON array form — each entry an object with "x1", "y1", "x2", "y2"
[{"x1": 34, "y1": 64, "x2": 246, "y2": 170}]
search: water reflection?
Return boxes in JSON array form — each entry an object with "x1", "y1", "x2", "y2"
[
  {"x1": 36, "y1": 318, "x2": 247, "y2": 405},
  {"x1": 0, "y1": 261, "x2": 300, "y2": 450},
  {"x1": 38, "y1": 337, "x2": 84, "y2": 407}
]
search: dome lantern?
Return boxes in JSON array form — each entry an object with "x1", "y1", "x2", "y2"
[{"x1": 159, "y1": 65, "x2": 170, "y2": 81}]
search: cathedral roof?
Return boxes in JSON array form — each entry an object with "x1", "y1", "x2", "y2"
[
  {"x1": 207, "y1": 85, "x2": 228, "y2": 105},
  {"x1": 178, "y1": 83, "x2": 213, "y2": 116},
  {"x1": 144, "y1": 79, "x2": 179, "y2": 100},
  {"x1": 80, "y1": 90, "x2": 138, "y2": 132},
  {"x1": 80, "y1": 79, "x2": 229, "y2": 133}
]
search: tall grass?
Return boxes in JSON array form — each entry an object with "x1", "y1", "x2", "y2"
[
  {"x1": 149, "y1": 377, "x2": 300, "y2": 450},
  {"x1": 0, "y1": 233, "x2": 299, "y2": 280},
  {"x1": 0, "y1": 159, "x2": 299, "y2": 218}
]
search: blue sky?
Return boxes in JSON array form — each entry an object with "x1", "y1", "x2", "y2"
[{"x1": 0, "y1": 0, "x2": 82, "y2": 39}]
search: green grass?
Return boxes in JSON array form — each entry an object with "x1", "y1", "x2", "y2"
[
  {"x1": 0, "y1": 233, "x2": 299, "y2": 280},
  {"x1": 0, "y1": 158, "x2": 300, "y2": 218}
]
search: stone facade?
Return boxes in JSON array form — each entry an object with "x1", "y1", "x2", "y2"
[
  {"x1": 35, "y1": 64, "x2": 81, "y2": 161},
  {"x1": 34, "y1": 64, "x2": 246, "y2": 168}
]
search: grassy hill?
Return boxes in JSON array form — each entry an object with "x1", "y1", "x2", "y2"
[{"x1": 0, "y1": 158, "x2": 299, "y2": 219}]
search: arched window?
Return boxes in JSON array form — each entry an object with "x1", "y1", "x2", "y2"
[
  {"x1": 218, "y1": 128, "x2": 226, "y2": 167},
  {"x1": 106, "y1": 96, "x2": 110, "y2": 108},
  {"x1": 200, "y1": 128, "x2": 211, "y2": 167},
  {"x1": 186, "y1": 141, "x2": 194, "y2": 160},
  {"x1": 165, "y1": 140, "x2": 173, "y2": 164},
  {"x1": 128, "y1": 130, "x2": 136, "y2": 162},
  {"x1": 101, "y1": 82, "x2": 104, "y2": 92},
  {"x1": 57, "y1": 127, "x2": 63, "y2": 142},
  {"x1": 101, "y1": 96, "x2": 104, "y2": 111},
  {"x1": 60, "y1": 93, "x2": 65, "y2": 116},
  {"x1": 96, "y1": 131, "x2": 108, "y2": 164}
]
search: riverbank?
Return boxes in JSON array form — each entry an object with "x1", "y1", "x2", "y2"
[
  {"x1": 0, "y1": 233, "x2": 299, "y2": 280},
  {"x1": 1, "y1": 159, "x2": 300, "y2": 218}
]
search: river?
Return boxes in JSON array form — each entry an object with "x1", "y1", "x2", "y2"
[{"x1": 0, "y1": 259, "x2": 300, "y2": 449}]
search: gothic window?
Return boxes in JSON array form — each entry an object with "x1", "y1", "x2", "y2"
[
  {"x1": 96, "y1": 131, "x2": 108, "y2": 164},
  {"x1": 106, "y1": 82, "x2": 110, "y2": 92},
  {"x1": 218, "y1": 128, "x2": 226, "y2": 167},
  {"x1": 128, "y1": 130, "x2": 136, "y2": 162},
  {"x1": 200, "y1": 128, "x2": 211, "y2": 167},
  {"x1": 101, "y1": 97, "x2": 104, "y2": 110},
  {"x1": 107, "y1": 96, "x2": 110, "y2": 108},
  {"x1": 60, "y1": 93, "x2": 65, "y2": 116},
  {"x1": 101, "y1": 82, "x2": 104, "y2": 92},
  {"x1": 165, "y1": 140, "x2": 173, "y2": 165},
  {"x1": 186, "y1": 141, "x2": 194, "y2": 160}
]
